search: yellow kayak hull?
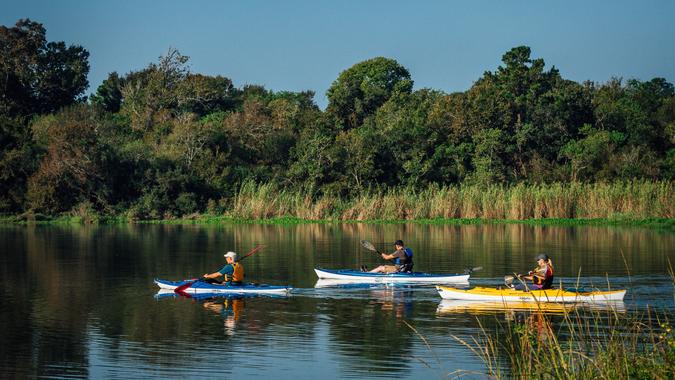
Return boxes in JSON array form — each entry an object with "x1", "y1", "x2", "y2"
[
  {"x1": 437, "y1": 299, "x2": 574, "y2": 314},
  {"x1": 436, "y1": 286, "x2": 626, "y2": 303}
]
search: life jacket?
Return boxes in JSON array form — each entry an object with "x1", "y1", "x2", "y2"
[
  {"x1": 396, "y1": 248, "x2": 414, "y2": 272},
  {"x1": 225, "y1": 262, "x2": 244, "y2": 284},
  {"x1": 532, "y1": 264, "x2": 554, "y2": 289}
]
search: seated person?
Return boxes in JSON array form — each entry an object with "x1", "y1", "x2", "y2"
[
  {"x1": 365, "y1": 240, "x2": 414, "y2": 273},
  {"x1": 513, "y1": 254, "x2": 554, "y2": 290},
  {"x1": 203, "y1": 251, "x2": 244, "y2": 285}
]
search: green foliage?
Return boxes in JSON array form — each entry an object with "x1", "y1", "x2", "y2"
[
  {"x1": 0, "y1": 19, "x2": 89, "y2": 117},
  {"x1": 326, "y1": 57, "x2": 413, "y2": 129},
  {"x1": 91, "y1": 72, "x2": 124, "y2": 113},
  {"x1": 1, "y1": 19, "x2": 674, "y2": 220},
  {"x1": 0, "y1": 116, "x2": 40, "y2": 211},
  {"x1": 119, "y1": 48, "x2": 189, "y2": 132},
  {"x1": 26, "y1": 105, "x2": 111, "y2": 213}
]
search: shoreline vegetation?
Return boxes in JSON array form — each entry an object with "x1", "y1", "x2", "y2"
[
  {"x1": 453, "y1": 305, "x2": 675, "y2": 379},
  {"x1": 2, "y1": 181, "x2": 672, "y2": 229},
  {"x1": 2, "y1": 20, "x2": 674, "y2": 232}
]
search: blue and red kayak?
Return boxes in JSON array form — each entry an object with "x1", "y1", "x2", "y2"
[
  {"x1": 154, "y1": 278, "x2": 292, "y2": 294},
  {"x1": 314, "y1": 268, "x2": 470, "y2": 283}
]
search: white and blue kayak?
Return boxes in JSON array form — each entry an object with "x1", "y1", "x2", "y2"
[
  {"x1": 154, "y1": 278, "x2": 292, "y2": 294},
  {"x1": 314, "y1": 268, "x2": 470, "y2": 283}
]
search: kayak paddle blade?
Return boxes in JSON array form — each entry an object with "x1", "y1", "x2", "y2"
[
  {"x1": 175, "y1": 279, "x2": 198, "y2": 293},
  {"x1": 360, "y1": 240, "x2": 378, "y2": 253},
  {"x1": 464, "y1": 266, "x2": 483, "y2": 274}
]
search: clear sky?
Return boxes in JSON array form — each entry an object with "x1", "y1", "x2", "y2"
[{"x1": 3, "y1": 0, "x2": 674, "y2": 108}]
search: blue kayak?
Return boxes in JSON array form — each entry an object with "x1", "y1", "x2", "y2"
[
  {"x1": 154, "y1": 278, "x2": 292, "y2": 294},
  {"x1": 155, "y1": 289, "x2": 288, "y2": 300},
  {"x1": 314, "y1": 268, "x2": 470, "y2": 283}
]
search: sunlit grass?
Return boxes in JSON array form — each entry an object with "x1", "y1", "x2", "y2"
[
  {"x1": 2, "y1": 180, "x2": 672, "y2": 227},
  {"x1": 224, "y1": 180, "x2": 673, "y2": 226}
]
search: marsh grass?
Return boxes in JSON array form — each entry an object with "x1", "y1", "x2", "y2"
[
  {"x1": 227, "y1": 180, "x2": 673, "y2": 222},
  {"x1": 3, "y1": 180, "x2": 671, "y2": 226},
  {"x1": 452, "y1": 305, "x2": 675, "y2": 379}
]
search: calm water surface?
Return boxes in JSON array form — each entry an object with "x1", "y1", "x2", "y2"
[{"x1": 1, "y1": 224, "x2": 673, "y2": 378}]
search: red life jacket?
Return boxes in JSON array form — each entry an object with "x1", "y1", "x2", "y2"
[{"x1": 533, "y1": 264, "x2": 554, "y2": 289}]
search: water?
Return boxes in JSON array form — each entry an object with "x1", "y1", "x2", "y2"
[{"x1": 0, "y1": 223, "x2": 673, "y2": 378}]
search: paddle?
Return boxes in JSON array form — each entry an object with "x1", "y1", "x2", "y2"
[
  {"x1": 360, "y1": 240, "x2": 382, "y2": 255},
  {"x1": 174, "y1": 244, "x2": 266, "y2": 293},
  {"x1": 463, "y1": 266, "x2": 483, "y2": 275}
]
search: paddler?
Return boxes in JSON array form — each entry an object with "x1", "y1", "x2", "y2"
[
  {"x1": 364, "y1": 240, "x2": 414, "y2": 273},
  {"x1": 513, "y1": 253, "x2": 554, "y2": 290},
  {"x1": 203, "y1": 251, "x2": 245, "y2": 285}
]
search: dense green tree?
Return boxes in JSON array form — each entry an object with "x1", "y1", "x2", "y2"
[
  {"x1": 91, "y1": 72, "x2": 124, "y2": 113},
  {"x1": 326, "y1": 57, "x2": 413, "y2": 129},
  {"x1": 0, "y1": 19, "x2": 89, "y2": 118},
  {"x1": 0, "y1": 116, "x2": 40, "y2": 211},
  {"x1": 176, "y1": 74, "x2": 240, "y2": 116},
  {"x1": 26, "y1": 105, "x2": 111, "y2": 213},
  {"x1": 120, "y1": 48, "x2": 189, "y2": 132}
]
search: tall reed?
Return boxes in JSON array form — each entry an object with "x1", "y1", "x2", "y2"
[
  {"x1": 453, "y1": 305, "x2": 675, "y2": 379},
  {"x1": 226, "y1": 180, "x2": 674, "y2": 221}
]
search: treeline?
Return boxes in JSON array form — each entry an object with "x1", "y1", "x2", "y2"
[{"x1": 1, "y1": 19, "x2": 673, "y2": 220}]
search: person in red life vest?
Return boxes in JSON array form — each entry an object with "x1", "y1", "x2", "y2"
[
  {"x1": 514, "y1": 254, "x2": 554, "y2": 290},
  {"x1": 364, "y1": 240, "x2": 414, "y2": 273},
  {"x1": 203, "y1": 251, "x2": 245, "y2": 285}
]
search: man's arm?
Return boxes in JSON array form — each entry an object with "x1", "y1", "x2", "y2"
[
  {"x1": 204, "y1": 264, "x2": 233, "y2": 278},
  {"x1": 381, "y1": 250, "x2": 404, "y2": 260}
]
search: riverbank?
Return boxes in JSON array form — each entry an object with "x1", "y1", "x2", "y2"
[
  {"x1": 1, "y1": 214, "x2": 673, "y2": 230},
  {"x1": 2, "y1": 181, "x2": 672, "y2": 229}
]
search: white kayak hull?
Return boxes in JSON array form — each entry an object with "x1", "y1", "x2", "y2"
[{"x1": 315, "y1": 268, "x2": 470, "y2": 283}]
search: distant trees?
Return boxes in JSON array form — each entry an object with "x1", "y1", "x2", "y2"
[
  {"x1": 0, "y1": 19, "x2": 89, "y2": 118},
  {"x1": 0, "y1": 19, "x2": 673, "y2": 217}
]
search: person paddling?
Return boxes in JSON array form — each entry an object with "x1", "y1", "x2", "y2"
[
  {"x1": 513, "y1": 254, "x2": 554, "y2": 290},
  {"x1": 203, "y1": 251, "x2": 245, "y2": 285},
  {"x1": 364, "y1": 240, "x2": 414, "y2": 273}
]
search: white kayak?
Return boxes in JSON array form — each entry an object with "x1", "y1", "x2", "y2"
[
  {"x1": 436, "y1": 285, "x2": 626, "y2": 303},
  {"x1": 314, "y1": 268, "x2": 470, "y2": 283}
]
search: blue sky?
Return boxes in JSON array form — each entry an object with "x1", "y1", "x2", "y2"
[{"x1": 3, "y1": 0, "x2": 674, "y2": 108}]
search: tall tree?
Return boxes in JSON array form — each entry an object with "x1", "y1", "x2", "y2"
[
  {"x1": 26, "y1": 105, "x2": 110, "y2": 213},
  {"x1": 326, "y1": 57, "x2": 413, "y2": 129},
  {"x1": 91, "y1": 72, "x2": 124, "y2": 113},
  {"x1": 0, "y1": 19, "x2": 89, "y2": 118}
]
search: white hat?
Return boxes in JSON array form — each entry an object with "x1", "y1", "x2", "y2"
[{"x1": 224, "y1": 251, "x2": 238, "y2": 260}]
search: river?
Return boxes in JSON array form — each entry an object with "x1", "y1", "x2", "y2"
[{"x1": 1, "y1": 223, "x2": 673, "y2": 378}]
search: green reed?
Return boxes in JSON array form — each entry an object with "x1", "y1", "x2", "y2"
[
  {"x1": 226, "y1": 180, "x2": 673, "y2": 222},
  {"x1": 455, "y1": 305, "x2": 674, "y2": 379}
]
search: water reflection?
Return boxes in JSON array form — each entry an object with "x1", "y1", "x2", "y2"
[{"x1": 436, "y1": 299, "x2": 627, "y2": 316}]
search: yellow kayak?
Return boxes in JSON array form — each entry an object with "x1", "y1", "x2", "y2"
[{"x1": 436, "y1": 286, "x2": 626, "y2": 303}]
